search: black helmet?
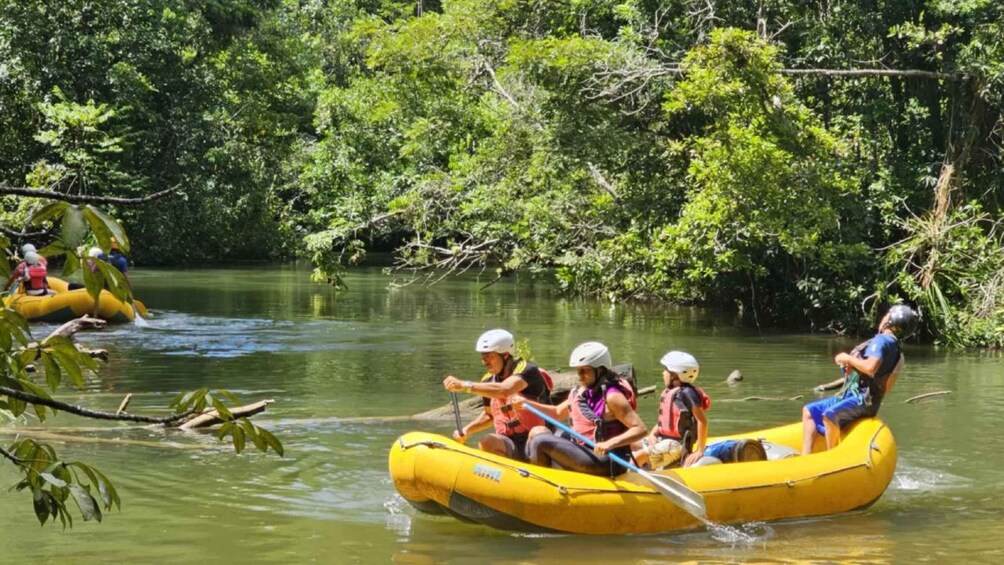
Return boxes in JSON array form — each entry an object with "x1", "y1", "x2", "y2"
[{"x1": 886, "y1": 304, "x2": 919, "y2": 339}]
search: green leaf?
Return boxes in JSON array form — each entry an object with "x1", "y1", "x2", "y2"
[
  {"x1": 40, "y1": 472, "x2": 67, "y2": 488},
  {"x1": 82, "y1": 206, "x2": 129, "y2": 254},
  {"x1": 216, "y1": 389, "x2": 239, "y2": 404},
  {"x1": 216, "y1": 421, "x2": 234, "y2": 441},
  {"x1": 62, "y1": 251, "x2": 80, "y2": 277},
  {"x1": 41, "y1": 353, "x2": 62, "y2": 390},
  {"x1": 7, "y1": 396, "x2": 26, "y2": 418},
  {"x1": 33, "y1": 490, "x2": 50, "y2": 526},
  {"x1": 49, "y1": 348, "x2": 86, "y2": 388},
  {"x1": 210, "y1": 396, "x2": 232, "y2": 420},
  {"x1": 241, "y1": 420, "x2": 267, "y2": 452},
  {"x1": 258, "y1": 427, "x2": 284, "y2": 457},
  {"x1": 231, "y1": 425, "x2": 246, "y2": 454},
  {"x1": 28, "y1": 201, "x2": 70, "y2": 227},
  {"x1": 60, "y1": 205, "x2": 88, "y2": 250},
  {"x1": 71, "y1": 463, "x2": 120, "y2": 510},
  {"x1": 69, "y1": 484, "x2": 101, "y2": 522}
]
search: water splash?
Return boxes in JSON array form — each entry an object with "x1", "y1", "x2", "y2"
[
  {"x1": 384, "y1": 494, "x2": 413, "y2": 535},
  {"x1": 893, "y1": 463, "x2": 971, "y2": 491},
  {"x1": 705, "y1": 519, "x2": 774, "y2": 547}
]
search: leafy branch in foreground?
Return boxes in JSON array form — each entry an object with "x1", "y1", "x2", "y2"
[{"x1": 2, "y1": 199, "x2": 283, "y2": 527}]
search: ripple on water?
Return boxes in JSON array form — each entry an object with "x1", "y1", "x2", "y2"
[{"x1": 69, "y1": 311, "x2": 414, "y2": 358}]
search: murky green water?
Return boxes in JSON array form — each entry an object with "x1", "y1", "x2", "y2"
[{"x1": 1, "y1": 266, "x2": 1002, "y2": 563}]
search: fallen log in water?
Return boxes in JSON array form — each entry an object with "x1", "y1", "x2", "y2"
[{"x1": 174, "y1": 399, "x2": 276, "y2": 430}]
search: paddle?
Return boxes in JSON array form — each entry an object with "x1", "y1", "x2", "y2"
[
  {"x1": 130, "y1": 300, "x2": 149, "y2": 327},
  {"x1": 523, "y1": 403, "x2": 708, "y2": 520},
  {"x1": 450, "y1": 393, "x2": 464, "y2": 437}
]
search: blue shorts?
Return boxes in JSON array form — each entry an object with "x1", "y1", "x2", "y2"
[{"x1": 805, "y1": 395, "x2": 875, "y2": 436}]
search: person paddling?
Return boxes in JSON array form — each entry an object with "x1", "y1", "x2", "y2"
[
  {"x1": 443, "y1": 329, "x2": 552, "y2": 461},
  {"x1": 516, "y1": 342, "x2": 647, "y2": 477}
]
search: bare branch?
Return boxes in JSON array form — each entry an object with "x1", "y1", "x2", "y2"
[
  {"x1": 0, "y1": 183, "x2": 182, "y2": 206},
  {"x1": 394, "y1": 236, "x2": 500, "y2": 285},
  {"x1": 587, "y1": 162, "x2": 620, "y2": 199},
  {"x1": 0, "y1": 225, "x2": 50, "y2": 239},
  {"x1": 482, "y1": 61, "x2": 520, "y2": 110}
]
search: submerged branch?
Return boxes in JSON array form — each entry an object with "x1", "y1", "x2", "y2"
[{"x1": 905, "y1": 391, "x2": 952, "y2": 403}]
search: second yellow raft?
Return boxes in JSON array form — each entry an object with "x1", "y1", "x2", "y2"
[{"x1": 4, "y1": 277, "x2": 149, "y2": 324}]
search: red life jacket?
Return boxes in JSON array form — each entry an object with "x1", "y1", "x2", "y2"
[
  {"x1": 569, "y1": 378, "x2": 637, "y2": 442},
  {"x1": 26, "y1": 264, "x2": 48, "y2": 292},
  {"x1": 484, "y1": 359, "x2": 552, "y2": 436},
  {"x1": 655, "y1": 385, "x2": 711, "y2": 440},
  {"x1": 489, "y1": 393, "x2": 546, "y2": 436}
]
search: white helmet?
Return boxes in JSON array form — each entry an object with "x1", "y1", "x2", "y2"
[
  {"x1": 24, "y1": 251, "x2": 41, "y2": 266},
  {"x1": 660, "y1": 351, "x2": 700, "y2": 383},
  {"x1": 88, "y1": 246, "x2": 103, "y2": 258},
  {"x1": 21, "y1": 243, "x2": 36, "y2": 255},
  {"x1": 475, "y1": 329, "x2": 515, "y2": 355},
  {"x1": 569, "y1": 342, "x2": 612, "y2": 369}
]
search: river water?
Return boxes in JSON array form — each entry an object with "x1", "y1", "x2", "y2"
[{"x1": 1, "y1": 266, "x2": 1001, "y2": 563}]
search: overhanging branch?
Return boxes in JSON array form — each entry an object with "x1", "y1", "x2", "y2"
[
  {"x1": 0, "y1": 225, "x2": 50, "y2": 239},
  {"x1": 0, "y1": 386, "x2": 195, "y2": 424},
  {"x1": 0, "y1": 445, "x2": 24, "y2": 465},
  {"x1": 0, "y1": 183, "x2": 182, "y2": 206}
]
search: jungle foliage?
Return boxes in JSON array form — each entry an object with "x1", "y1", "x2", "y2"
[{"x1": 2, "y1": 0, "x2": 1004, "y2": 345}]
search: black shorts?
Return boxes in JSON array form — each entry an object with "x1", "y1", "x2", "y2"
[{"x1": 494, "y1": 432, "x2": 529, "y2": 461}]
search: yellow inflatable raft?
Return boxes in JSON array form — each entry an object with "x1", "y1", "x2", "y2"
[
  {"x1": 389, "y1": 418, "x2": 896, "y2": 534},
  {"x1": 4, "y1": 277, "x2": 149, "y2": 324}
]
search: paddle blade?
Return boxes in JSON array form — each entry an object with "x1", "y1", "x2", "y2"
[
  {"x1": 638, "y1": 468, "x2": 707, "y2": 520},
  {"x1": 131, "y1": 304, "x2": 149, "y2": 327}
]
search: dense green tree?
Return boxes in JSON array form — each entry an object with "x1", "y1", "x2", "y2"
[{"x1": 2, "y1": 0, "x2": 1002, "y2": 344}]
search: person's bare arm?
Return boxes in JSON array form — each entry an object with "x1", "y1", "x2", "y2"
[
  {"x1": 594, "y1": 393, "x2": 647, "y2": 455},
  {"x1": 683, "y1": 407, "x2": 708, "y2": 466},
  {"x1": 513, "y1": 398, "x2": 570, "y2": 420},
  {"x1": 835, "y1": 351, "x2": 881, "y2": 376},
  {"x1": 444, "y1": 374, "x2": 528, "y2": 399},
  {"x1": 454, "y1": 408, "x2": 493, "y2": 443}
]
